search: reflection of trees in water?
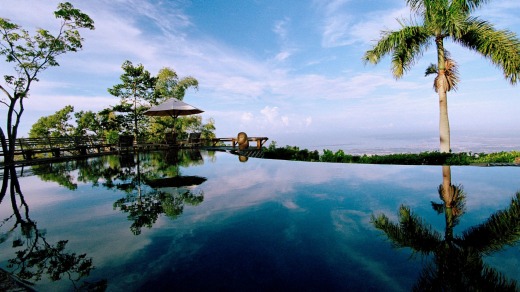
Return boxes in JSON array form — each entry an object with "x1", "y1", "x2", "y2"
[
  {"x1": 113, "y1": 188, "x2": 204, "y2": 235},
  {"x1": 113, "y1": 150, "x2": 205, "y2": 235},
  {"x1": 371, "y1": 166, "x2": 520, "y2": 291},
  {"x1": 30, "y1": 149, "x2": 206, "y2": 188},
  {"x1": 31, "y1": 150, "x2": 207, "y2": 236},
  {"x1": 1, "y1": 166, "x2": 106, "y2": 290}
]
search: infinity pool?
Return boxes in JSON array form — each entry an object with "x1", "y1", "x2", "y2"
[{"x1": 1, "y1": 150, "x2": 519, "y2": 291}]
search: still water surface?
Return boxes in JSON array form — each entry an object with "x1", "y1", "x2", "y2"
[{"x1": 1, "y1": 150, "x2": 519, "y2": 291}]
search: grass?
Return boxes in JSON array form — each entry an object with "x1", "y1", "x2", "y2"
[{"x1": 262, "y1": 142, "x2": 520, "y2": 165}]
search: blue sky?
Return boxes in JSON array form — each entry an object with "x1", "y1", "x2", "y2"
[{"x1": 2, "y1": 0, "x2": 520, "y2": 152}]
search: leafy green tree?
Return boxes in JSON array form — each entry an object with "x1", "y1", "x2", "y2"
[
  {"x1": 363, "y1": 0, "x2": 520, "y2": 153},
  {"x1": 108, "y1": 61, "x2": 156, "y2": 140},
  {"x1": 199, "y1": 117, "x2": 216, "y2": 140},
  {"x1": 29, "y1": 105, "x2": 75, "y2": 138},
  {"x1": 148, "y1": 67, "x2": 202, "y2": 142},
  {"x1": 74, "y1": 110, "x2": 103, "y2": 136},
  {"x1": 155, "y1": 67, "x2": 199, "y2": 102},
  {"x1": 97, "y1": 107, "x2": 126, "y2": 143},
  {"x1": 0, "y1": 2, "x2": 94, "y2": 164}
]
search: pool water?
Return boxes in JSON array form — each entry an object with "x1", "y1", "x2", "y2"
[{"x1": 1, "y1": 150, "x2": 519, "y2": 291}]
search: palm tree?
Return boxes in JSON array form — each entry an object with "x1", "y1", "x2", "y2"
[
  {"x1": 371, "y1": 166, "x2": 520, "y2": 290},
  {"x1": 363, "y1": 0, "x2": 520, "y2": 153}
]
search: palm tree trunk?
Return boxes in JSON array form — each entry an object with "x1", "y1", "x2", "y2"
[
  {"x1": 441, "y1": 165, "x2": 454, "y2": 240},
  {"x1": 439, "y1": 88, "x2": 450, "y2": 153},
  {"x1": 436, "y1": 37, "x2": 450, "y2": 153}
]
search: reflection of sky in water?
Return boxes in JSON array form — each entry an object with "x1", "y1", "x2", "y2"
[{"x1": 1, "y1": 151, "x2": 520, "y2": 291}]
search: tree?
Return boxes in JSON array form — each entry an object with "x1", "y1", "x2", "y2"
[
  {"x1": 0, "y1": 2, "x2": 94, "y2": 164},
  {"x1": 74, "y1": 110, "x2": 103, "y2": 136},
  {"x1": 29, "y1": 105, "x2": 75, "y2": 138},
  {"x1": 1, "y1": 165, "x2": 103, "y2": 289},
  {"x1": 108, "y1": 61, "x2": 156, "y2": 140},
  {"x1": 155, "y1": 67, "x2": 199, "y2": 102},
  {"x1": 371, "y1": 166, "x2": 520, "y2": 290},
  {"x1": 363, "y1": 0, "x2": 520, "y2": 153},
  {"x1": 148, "y1": 67, "x2": 203, "y2": 142}
]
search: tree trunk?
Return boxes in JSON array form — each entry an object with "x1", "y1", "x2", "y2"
[
  {"x1": 438, "y1": 87, "x2": 450, "y2": 153},
  {"x1": 441, "y1": 165, "x2": 454, "y2": 241},
  {"x1": 436, "y1": 37, "x2": 450, "y2": 153}
]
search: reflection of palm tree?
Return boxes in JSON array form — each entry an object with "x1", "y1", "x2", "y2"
[
  {"x1": 1, "y1": 166, "x2": 105, "y2": 290},
  {"x1": 371, "y1": 166, "x2": 519, "y2": 290}
]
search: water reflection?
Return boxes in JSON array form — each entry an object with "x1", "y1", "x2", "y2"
[
  {"x1": 371, "y1": 165, "x2": 520, "y2": 290},
  {"x1": 0, "y1": 165, "x2": 106, "y2": 290},
  {"x1": 31, "y1": 149, "x2": 207, "y2": 235}
]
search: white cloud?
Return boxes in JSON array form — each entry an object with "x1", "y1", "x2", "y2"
[
  {"x1": 275, "y1": 51, "x2": 292, "y2": 62},
  {"x1": 321, "y1": 13, "x2": 353, "y2": 47},
  {"x1": 260, "y1": 106, "x2": 280, "y2": 123},
  {"x1": 273, "y1": 18, "x2": 290, "y2": 40},
  {"x1": 349, "y1": 7, "x2": 411, "y2": 45},
  {"x1": 241, "y1": 112, "x2": 254, "y2": 122},
  {"x1": 281, "y1": 116, "x2": 289, "y2": 126}
]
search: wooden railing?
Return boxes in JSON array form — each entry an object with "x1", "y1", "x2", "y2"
[
  {"x1": 0, "y1": 136, "x2": 116, "y2": 162},
  {"x1": 0, "y1": 134, "x2": 270, "y2": 164}
]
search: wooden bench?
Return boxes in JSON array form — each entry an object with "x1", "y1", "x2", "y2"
[{"x1": 211, "y1": 137, "x2": 268, "y2": 149}]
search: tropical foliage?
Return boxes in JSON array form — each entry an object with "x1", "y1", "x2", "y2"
[
  {"x1": 364, "y1": 0, "x2": 520, "y2": 153},
  {"x1": 108, "y1": 60, "x2": 156, "y2": 140},
  {"x1": 29, "y1": 105, "x2": 75, "y2": 138}
]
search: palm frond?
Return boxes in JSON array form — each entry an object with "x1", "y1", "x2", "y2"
[
  {"x1": 435, "y1": 183, "x2": 466, "y2": 226},
  {"x1": 425, "y1": 63, "x2": 438, "y2": 76},
  {"x1": 459, "y1": 192, "x2": 520, "y2": 254},
  {"x1": 371, "y1": 205, "x2": 442, "y2": 254},
  {"x1": 455, "y1": 17, "x2": 520, "y2": 84},
  {"x1": 443, "y1": 57, "x2": 460, "y2": 92},
  {"x1": 451, "y1": 0, "x2": 492, "y2": 14},
  {"x1": 405, "y1": 0, "x2": 424, "y2": 14},
  {"x1": 426, "y1": 52, "x2": 460, "y2": 93},
  {"x1": 413, "y1": 251, "x2": 518, "y2": 291},
  {"x1": 364, "y1": 25, "x2": 431, "y2": 79},
  {"x1": 477, "y1": 266, "x2": 519, "y2": 291},
  {"x1": 431, "y1": 201, "x2": 444, "y2": 214}
]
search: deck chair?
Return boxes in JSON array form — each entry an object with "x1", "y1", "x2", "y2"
[{"x1": 164, "y1": 132, "x2": 179, "y2": 147}]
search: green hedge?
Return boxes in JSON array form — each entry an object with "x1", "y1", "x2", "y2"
[{"x1": 263, "y1": 142, "x2": 519, "y2": 165}]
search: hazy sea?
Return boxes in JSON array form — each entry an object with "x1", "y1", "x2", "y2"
[{"x1": 277, "y1": 132, "x2": 520, "y2": 155}]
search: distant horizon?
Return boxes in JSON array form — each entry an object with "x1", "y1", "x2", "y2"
[{"x1": 269, "y1": 130, "x2": 520, "y2": 154}]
